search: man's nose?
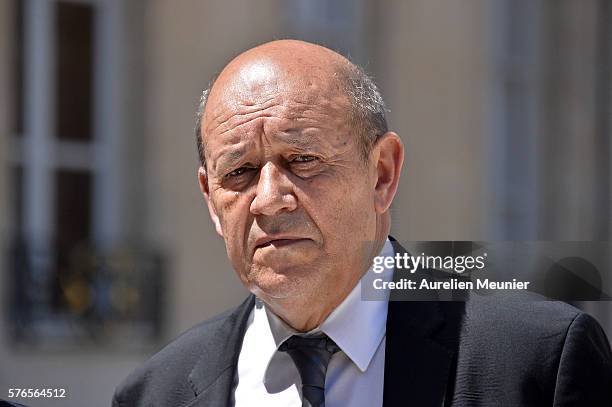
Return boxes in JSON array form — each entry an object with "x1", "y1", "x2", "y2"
[{"x1": 250, "y1": 162, "x2": 297, "y2": 216}]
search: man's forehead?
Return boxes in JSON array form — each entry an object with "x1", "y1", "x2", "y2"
[
  {"x1": 208, "y1": 61, "x2": 284, "y2": 116},
  {"x1": 204, "y1": 62, "x2": 348, "y2": 133}
]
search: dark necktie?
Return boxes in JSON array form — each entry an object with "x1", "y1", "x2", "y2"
[{"x1": 279, "y1": 335, "x2": 340, "y2": 407}]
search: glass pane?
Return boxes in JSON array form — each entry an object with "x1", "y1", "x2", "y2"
[
  {"x1": 55, "y1": 1, "x2": 94, "y2": 141},
  {"x1": 54, "y1": 168, "x2": 92, "y2": 312},
  {"x1": 55, "y1": 169, "x2": 92, "y2": 255}
]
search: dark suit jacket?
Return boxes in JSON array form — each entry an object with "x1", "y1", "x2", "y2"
[
  {"x1": 113, "y1": 244, "x2": 612, "y2": 406},
  {"x1": 0, "y1": 401, "x2": 31, "y2": 407}
]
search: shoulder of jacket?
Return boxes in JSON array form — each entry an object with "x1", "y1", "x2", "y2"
[{"x1": 112, "y1": 297, "x2": 253, "y2": 406}]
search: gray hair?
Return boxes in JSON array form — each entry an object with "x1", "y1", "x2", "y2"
[
  {"x1": 194, "y1": 76, "x2": 217, "y2": 169},
  {"x1": 340, "y1": 63, "x2": 389, "y2": 161},
  {"x1": 194, "y1": 63, "x2": 388, "y2": 168}
]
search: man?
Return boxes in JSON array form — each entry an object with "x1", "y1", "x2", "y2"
[{"x1": 113, "y1": 40, "x2": 612, "y2": 406}]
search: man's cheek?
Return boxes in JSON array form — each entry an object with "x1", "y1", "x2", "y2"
[{"x1": 214, "y1": 193, "x2": 242, "y2": 231}]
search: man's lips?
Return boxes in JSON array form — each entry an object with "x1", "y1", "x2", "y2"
[{"x1": 254, "y1": 237, "x2": 311, "y2": 249}]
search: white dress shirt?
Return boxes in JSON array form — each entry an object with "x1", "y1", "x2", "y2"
[{"x1": 233, "y1": 238, "x2": 395, "y2": 407}]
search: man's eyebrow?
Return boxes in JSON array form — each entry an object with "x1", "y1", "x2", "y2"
[
  {"x1": 213, "y1": 131, "x2": 324, "y2": 173},
  {"x1": 214, "y1": 147, "x2": 248, "y2": 173}
]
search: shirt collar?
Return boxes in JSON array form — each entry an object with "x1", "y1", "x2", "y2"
[{"x1": 263, "y1": 237, "x2": 395, "y2": 373}]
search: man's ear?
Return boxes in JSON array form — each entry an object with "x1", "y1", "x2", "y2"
[
  {"x1": 198, "y1": 166, "x2": 224, "y2": 237},
  {"x1": 371, "y1": 132, "x2": 404, "y2": 214}
]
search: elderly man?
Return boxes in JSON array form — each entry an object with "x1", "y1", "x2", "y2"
[{"x1": 113, "y1": 40, "x2": 612, "y2": 407}]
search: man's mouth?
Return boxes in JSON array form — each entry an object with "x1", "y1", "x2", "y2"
[{"x1": 254, "y1": 237, "x2": 311, "y2": 249}]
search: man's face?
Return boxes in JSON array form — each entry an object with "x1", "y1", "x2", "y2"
[{"x1": 200, "y1": 61, "x2": 378, "y2": 302}]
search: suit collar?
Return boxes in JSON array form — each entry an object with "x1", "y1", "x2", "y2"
[
  {"x1": 383, "y1": 236, "x2": 458, "y2": 407},
  {"x1": 383, "y1": 301, "x2": 455, "y2": 407},
  {"x1": 187, "y1": 295, "x2": 255, "y2": 405}
]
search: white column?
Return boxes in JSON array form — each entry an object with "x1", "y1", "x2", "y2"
[
  {"x1": 93, "y1": 0, "x2": 122, "y2": 249},
  {"x1": 24, "y1": 0, "x2": 55, "y2": 259},
  {"x1": 486, "y1": 0, "x2": 541, "y2": 240}
]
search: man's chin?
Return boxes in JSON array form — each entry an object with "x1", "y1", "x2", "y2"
[{"x1": 247, "y1": 267, "x2": 314, "y2": 300}]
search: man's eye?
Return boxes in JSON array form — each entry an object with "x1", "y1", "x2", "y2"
[
  {"x1": 291, "y1": 155, "x2": 318, "y2": 163},
  {"x1": 226, "y1": 167, "x2": 252, "y2": 178}
]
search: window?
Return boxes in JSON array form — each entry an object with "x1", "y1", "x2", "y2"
[
  {"x1": 8, "y1": 0, "x2": 161, "y2": 348},
  {"x1": 56, "y1": 1, "x2": 94, "y2": 141}
]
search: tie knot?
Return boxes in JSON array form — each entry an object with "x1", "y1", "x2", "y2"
[
  {"x1": 279, "y1": 335, "x2": 340, "y2": 354},
  {"x1": 278, "y1": 334, "x2": 340, "y2": 407}
]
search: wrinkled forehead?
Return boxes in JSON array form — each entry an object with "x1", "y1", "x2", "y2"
[{"x1": 202, "y1": 58, "x2": 350, "y2": 140}]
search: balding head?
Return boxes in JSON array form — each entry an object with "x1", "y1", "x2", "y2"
[{"x1": 195, "y1": 40, "x2": 387, "y2": 169}]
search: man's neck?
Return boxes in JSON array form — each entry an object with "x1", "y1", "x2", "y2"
[
  {"x1": 264, "y1": 274, "x2": 361, "y2": 332},
  {"x1": 264, "y1": 237, "x2": 390, "y2": 332}
]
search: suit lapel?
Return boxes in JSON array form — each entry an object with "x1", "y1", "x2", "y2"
[
  {"x1": 383, "y1": 237, "x2": 457, "y2": 407},
  {"x1": 187, "y1": 295, "x2": 255, "y2": 407},
  {"x1": 383, "y1": 300, "x2": 455, "y2": 407}
]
